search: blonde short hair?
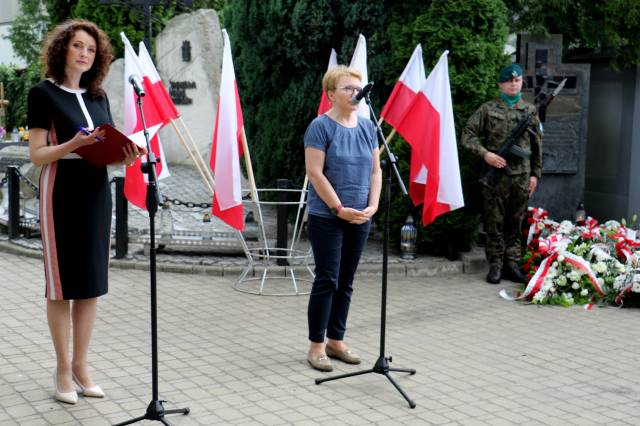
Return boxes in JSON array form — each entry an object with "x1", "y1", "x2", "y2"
[{"x1": 322, "y1": 65, "x2": 362, "y2": 95}]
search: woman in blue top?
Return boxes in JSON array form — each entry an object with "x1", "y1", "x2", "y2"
[{"x1": 305, "y1": 65, "x2": 382, "y2": 372}]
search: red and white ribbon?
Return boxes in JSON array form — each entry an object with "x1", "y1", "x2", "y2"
[
  {"x1": 500, "y1": 250, "x2": 604, "y2": 301},
  {"x1": 618, "y1": 247, "x2": 638, "y2": 266},
  {"x1": 562, "y1": 252, "x2": 604, "y2": 296},
  {"x1": 581, "y1": 217, "x2": 600, "y2": 239},
  {"x1": 526, "y1": 207, "x2": 548, "y2": 246},
  {"x1": 538, "y1": 234, "x2": 570, "y2": 256},
  {"x1": 500, "y1": 252, "x2": 558, "y2": 301}
]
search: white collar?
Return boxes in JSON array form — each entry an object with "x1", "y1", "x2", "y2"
[{"x1": 47, "y1": 78, "x2": 86, "y2": 94}]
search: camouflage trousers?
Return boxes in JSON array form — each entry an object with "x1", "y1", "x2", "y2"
[{"x1": 482, "y1": 173, "x2": 529, "y2": 269}]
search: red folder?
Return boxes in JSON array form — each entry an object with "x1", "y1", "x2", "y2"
[{"x1": 74, "y1": 124, "x2": 135, "y2": 167}]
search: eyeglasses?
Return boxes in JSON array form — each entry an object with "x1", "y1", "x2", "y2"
[{"x1": 337, "y1": 86, "x2": 363, "y2": 96}]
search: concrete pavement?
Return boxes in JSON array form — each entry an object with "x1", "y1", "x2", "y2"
[{"x1": 2, "y1": 251, "x2": 640, "y2": 425}]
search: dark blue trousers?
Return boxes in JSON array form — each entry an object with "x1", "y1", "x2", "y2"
[{"x1": 307, "y1": 214, "x2": 371, "y2": 343}]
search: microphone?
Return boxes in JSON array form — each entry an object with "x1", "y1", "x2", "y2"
[
  {"x1": 128, "y1": 74, "x2": 145, "y2": 97},
  {"x1": 351, "y1": 81, "x2": 374, "y2": 105}
]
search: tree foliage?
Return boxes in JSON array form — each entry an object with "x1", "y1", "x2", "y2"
[
  {"x1": 506, "y1": 0, "x2": 640, "y2": 69},
  {"x1": 225, "y1": 0, "x2": 510, "y2": 253},
  {"x1": 3, "y1": 0, "x2": 224, "y2": 135},
  {"x1": 6, "y1": 0, "x2": 50, "y2": 65},
  {"x1": 70, "y1": 0, "x2": 224, "y2": 59},
  {"x1": 373, "y1": 0, "x2": 508, "y2": 253},
  {"x1": 224, "y1": 0, "x2": 388, "y2": 188},
  {"x1": 0, "y1": 63, "x2": 42, "y2": 131}
]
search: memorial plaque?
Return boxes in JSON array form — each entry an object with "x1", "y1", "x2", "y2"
[{"x1": 517, "y1": 34, "x2": 591, "y2": 220}]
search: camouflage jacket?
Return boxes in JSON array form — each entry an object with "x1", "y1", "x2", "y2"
[{"x1": 460, "y1": 98, "x2": 543, "y2": 178}]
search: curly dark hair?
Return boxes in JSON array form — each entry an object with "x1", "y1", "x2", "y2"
[{"x1": 42, "y1": 19, "x2": 113, "y2": 99}]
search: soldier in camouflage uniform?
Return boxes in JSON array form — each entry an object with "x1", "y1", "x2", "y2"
[{"x1": 461, "y1": 64, "x2": 542, "y2": 284}]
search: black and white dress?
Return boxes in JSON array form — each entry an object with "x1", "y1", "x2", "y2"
[{"x1": 27, "y1": 80, "x2": 113, "y2": 300}]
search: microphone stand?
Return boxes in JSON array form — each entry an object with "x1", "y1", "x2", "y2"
[
  {"x1": 114, "y1": 89, "x2": 190, "y2": 425},
  {"x1": 315, "y1": 86, "x2": 417, "y2": 408}
]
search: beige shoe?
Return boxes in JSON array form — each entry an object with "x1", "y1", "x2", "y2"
[
  {"x1": 325, "y1": 345, "x2": 361, "y2": 364},
  {"x1": 307, "y1": 353, "x2": 333, "y2": 372},
  {"x1": 73, "y1": 374, "x2": 105, "y2": 398},
  {"x1": 53, "y1": 370, "x2": 78, "y2": 404}
]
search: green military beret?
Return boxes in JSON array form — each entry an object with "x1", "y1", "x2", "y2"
[{"x1": 498, "y1": 64, "x2": 523, "y2": 82}]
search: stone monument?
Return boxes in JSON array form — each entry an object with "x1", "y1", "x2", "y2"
[
  {"x1": 517, "y1": 34, "x2": 591, "y2": 220},
  {"x1": 103, "y1": 9, "x2": 223, "y2": 166},
  {"x1": 156, "y1": 9, "x2": 223, "y2": 165}
]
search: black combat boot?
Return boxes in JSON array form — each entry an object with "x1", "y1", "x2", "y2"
[
  {"x1": 486, "y1": 265, "x2": 501, "y2": 284},
  {"x1": 502, "y1": 263, "x2": 527, "y2": 284}
]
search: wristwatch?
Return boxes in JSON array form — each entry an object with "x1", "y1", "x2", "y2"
[{"x1": 330, "y1": 203, "x2": 343, "y2": 216}]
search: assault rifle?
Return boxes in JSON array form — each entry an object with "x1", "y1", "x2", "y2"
[{"x1": 479, "y1": 78, "x2": 567, "y2": 189}]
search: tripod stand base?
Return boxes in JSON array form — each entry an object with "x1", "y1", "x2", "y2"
[
  {"x1": 113, "y1": 399, "x2": 190, "y2": 426},
  {"x1": 315, "y1": 356, "x2": 417, "y2": 408}
]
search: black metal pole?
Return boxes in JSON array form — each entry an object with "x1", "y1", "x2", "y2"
[
  {"x1": 115, "y1": 177, "x2": 128, "y2": 259},
  {"x1": 380, "y1": 160, "x2": 390, "y2": 358},
  {"x1": 7, "y1": 165, "x2": 20, "y2": 239},
  {"x1": 113, "y1": 88, "x2": 188, "y2": 426}
]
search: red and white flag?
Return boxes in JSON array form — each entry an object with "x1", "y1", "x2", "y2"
[
  {"x1": 210, "y1": 29, "x2": 245, "y2": 231},
  {"x1": 394, "y1": 50, "x2": 464, "y2": 226},
  {"x1": 349, "y1": 34, "x2": 369, "y2": 119},
  {"x1": 136, "y1": 41, "x2": 171, "y2": 182},
  {"x1": 137, "y1": 41, "x2": 179, "y2": 124},
  {"x1": 317, "y1": 48, "x2": 337, "y2": 116},
  {"x1": 381, "y1": 44, "x2": 425, "y2": 129},
  {"x1": 121, "y1": 33, "x2": 169, "y2": 210}
]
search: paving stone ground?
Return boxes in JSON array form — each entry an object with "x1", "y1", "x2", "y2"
[{"x1": 2, "y1": 252, "x2": 640, "y2": 425}]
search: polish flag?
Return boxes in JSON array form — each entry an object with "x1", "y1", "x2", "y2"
[
  {"x1": 137, "y1": 41, "x2": 179, "y2": 124},
  {"x1": 136, "y1": 41, "x2": 171, "y2": 181},
  {"x1": 349, "y1": 34, "x2": 369, "y2": 119},
  {"x1": 210, "y1": 29, "x2": 244, "y2": 231},
  {"x1": 317, "y1": 48, "x2": 337, "y2": 115},
  {"x1": 381, "y1": 44, "x2": 425, "y2": 129},
  {"x1": 121, "y1": 33, "x2": 169, "y2": 210},
  {"x1": 394, "y1": 50, "x2": 464, "y2": 226}
]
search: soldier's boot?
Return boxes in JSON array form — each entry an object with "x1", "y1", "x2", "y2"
[
  {"x1": 486, "y1": 265, "x2": 501, "y2": 284},
  {"x1": 502, "y1": 263, "x2": 527, "y2": 284}
]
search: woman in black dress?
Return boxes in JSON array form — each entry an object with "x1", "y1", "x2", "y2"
[{"x1": 28, "y1": 20, "x2": 140, "y2": 404}]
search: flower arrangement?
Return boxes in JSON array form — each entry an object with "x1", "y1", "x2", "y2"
[
  {"x1": 0, "y1": 126, "x2": 6, "y2": 140},
  {"x1": 506, "y1": 208, "x2": 640, "y2": 307}
]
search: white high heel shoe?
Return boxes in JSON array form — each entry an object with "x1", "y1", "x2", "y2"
[
  {"x1": 73, "y1": 373, "x2": 105, "y2": 398},
  {"x1": 53, "y1": 370, "x2": 78, "y2": 404}
]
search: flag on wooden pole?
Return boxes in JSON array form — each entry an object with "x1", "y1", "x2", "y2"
[
  {"x1": 317, "y1": 49, "x2": 337, "y2": 116},
  {"x1": 392, "y1": 51, "x2": 464, "y2": 225},
  {"x1": 210, "y1": 29, "x2": 245, "y2": 231},
  {"x1": 121, "y1": 33, "x2": 169, "y2": 210},
  {"x1": 381, "y1": 44, "x2": 425, "y2": 128},
  {"x1": 349, "y1": 34, "x2": 369, "y2": 119},
  {"x1": 137, "y1": 41, "x2": 179, "y2": 124}
]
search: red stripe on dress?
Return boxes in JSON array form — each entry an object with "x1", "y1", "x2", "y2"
[{"x1": 41, "y1": 123, "x2": 62, "y2": 300}]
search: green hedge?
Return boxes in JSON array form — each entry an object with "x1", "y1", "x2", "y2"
[
  {"x1": 226, "y1": 0, "x2": 510, "y2": 255},
  {"x1": 0, "y1": 63, "x2": 42, "y2": 134},
  {"x1": 381, "y1": 0, "x2": 509, "y2": 254}
]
